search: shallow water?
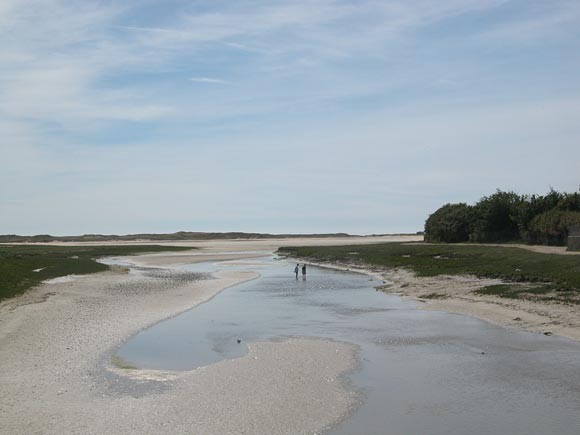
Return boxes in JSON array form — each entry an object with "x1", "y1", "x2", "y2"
[{"x1": 118, "y1": 256, "x2": 580, "y2": 435}]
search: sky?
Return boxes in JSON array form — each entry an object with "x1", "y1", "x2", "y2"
[{"x1": 1, "y1": 0, "x2": 579, "y2": 235}]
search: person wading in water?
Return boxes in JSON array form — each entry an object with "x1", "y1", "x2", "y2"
[
  {"x1": 294, "y1": 264, "x2": 300, "y2": 279},
  {"x1": 302, "y1": 264, "x2": 307, "y2": 279}
]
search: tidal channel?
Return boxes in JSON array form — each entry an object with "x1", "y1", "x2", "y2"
[{"x1": 117, "y1": 256, "x2": 580, "y2": 435}]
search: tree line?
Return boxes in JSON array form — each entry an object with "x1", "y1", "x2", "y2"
[{"x1": 424, "y1": 189, "x2": 580, "y2": 245}]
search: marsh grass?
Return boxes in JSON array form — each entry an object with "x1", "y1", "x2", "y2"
[
  {"x1": 421, "y1": 292, "x2": 448, "y2": 299},
  {"x1": 475, "y1": 283, "x2": 580, "y2": 305},
  {"x1": 111, "y1": 355, "x2": 139, "y2": 370},
  {"x1": 279, "y1": 243, "x2": 580, "y2": 302},
  {"x1": 0, "y1": 245, "x2": 192, "y2": 300}
]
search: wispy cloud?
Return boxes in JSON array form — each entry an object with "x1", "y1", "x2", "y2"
[
  {"x1": 474, "y1": 1, "x2": 580, "y2": 43},
  {"x1": 1, "y1": 0, "x2": 579, "y2": 234},
  {"x1": 190, "y1": 77, "x2": 231, "y2": 85},
  {"x1": 1, "y1": 0, "x2": 572, "y2": 131}
]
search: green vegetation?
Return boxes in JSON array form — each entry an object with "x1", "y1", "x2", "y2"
[
  {"x1": 423, "y1": 203, "x2": 473, "y2": 243},
  {"x1": 278, "y1": 243, "x2": 580, "y2": 302},
  {"x1": 111, "y1": 355, "x2": 138, "y2": 370},
  {"x1": 424, "y1": 188, "x2": 580, "y2": 245},
  {"x1": 420, "y1": 292, "x2": 447, "y2": 299},
  {"x1": 474, "y1": 284, "x2": 580, "y2": 305},
  {"x1": 528, "y1": 210, "x2": 580, "y2": 245},
  {"x1": 0, "y1": 245, "x2": 192, "y2": 300},
  {"x1": 474, "y1": 284, "x2": 520, "y2": 297}
]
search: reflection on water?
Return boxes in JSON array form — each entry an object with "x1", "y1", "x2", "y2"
[{"x1": 118, "y1": 256, "x2": 580, "y2": 435}]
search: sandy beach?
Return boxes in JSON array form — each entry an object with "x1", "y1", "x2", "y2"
[
  {"x1": 0, "y1": 240, "x2": 368, "y2": 435},
  {"x1": 2, "y1": 234, "x2": 579, "y2": 434}
]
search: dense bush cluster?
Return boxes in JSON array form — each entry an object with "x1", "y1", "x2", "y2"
[{"x1": 425, "y1": 189, "x2": 580, "y2": 245}]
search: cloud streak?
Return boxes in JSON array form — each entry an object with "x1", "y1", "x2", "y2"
[
  {"x1": 190, "y1": 77, "x2": 231, "y2": 85},
  {"x1": 1, "y1": 0, "x2": 579, "y2": 234}
]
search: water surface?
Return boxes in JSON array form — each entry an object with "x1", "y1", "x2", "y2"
[{"x1": 118, "y1": 256, "x2": 580, "y2": 435}]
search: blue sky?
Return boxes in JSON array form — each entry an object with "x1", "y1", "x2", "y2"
[{"x1": 1, "y1": 0, "x2": 579, "y2": 235}]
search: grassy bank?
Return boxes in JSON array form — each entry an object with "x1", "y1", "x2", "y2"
[
  {"x1": 0, "y1": 245, "x2": 192, "y2": 300},
  {"x1": 279, "y1": 243, "x2": 580, "y2": 303}
]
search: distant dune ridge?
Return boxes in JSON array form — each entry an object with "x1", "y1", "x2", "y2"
[{"x1": 0, "y1": 231, "x2": 374, "y2": 243}]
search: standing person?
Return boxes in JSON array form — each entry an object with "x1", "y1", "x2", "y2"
[
  {"x1": 302, "y1": 264, "x2": 307, "y2": 279},
  {"x1": 294, "y1": 264, "x2": 299, "y2": 279}
]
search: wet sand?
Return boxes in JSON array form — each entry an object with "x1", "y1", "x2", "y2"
[
  {"x1": 0, "y1": 241, "x2": 366, "y2": 435},
  {"x1": 306, "y1": 260, "x2": 580, "y2": 342},
  {"x1": 393, "y1": 269, "x2": 580, "y2": 342},
  {"x1": 114, "y1": 256, "x2": 580, "y2": 435},
  {"x1": 2, "y1": 235, "x2": 579, "y2": 434}
]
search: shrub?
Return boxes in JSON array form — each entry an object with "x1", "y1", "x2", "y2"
[
  {"x1": 424, "y1": 203, "x2": 474, "y2": 243},
  {"x1": 470, "y1": 190, "x2": 523, "y2": 242},
  {"x1": 528, "y1": 210, "x2": 580, "y2": 246},
  {"x1": 556, "y1": 192, "x2": 580, "y2": 212},
  {"x1": 424, "y1": 188, "x2": 580, "y2": 246}
]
